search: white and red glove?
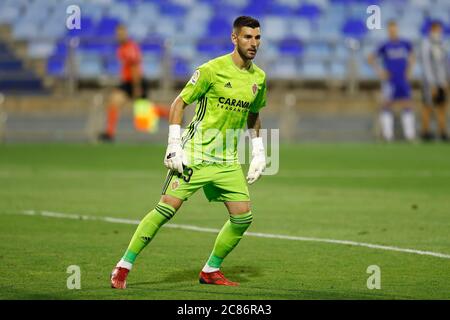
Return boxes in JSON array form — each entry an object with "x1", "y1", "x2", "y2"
[
  {"x1": 164, "y1": 124, "x2": 186, "y2": 174},
  {"x1": 247, "y1": 137, "x2": 266, "y2": 184}
]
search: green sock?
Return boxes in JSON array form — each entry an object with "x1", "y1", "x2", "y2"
[
  {"x1": 206, "y1": 211, "x2": 253, "y2": 269},
  {"x1": 122, "y1": 202, "x2": 176, "y2": 264}
]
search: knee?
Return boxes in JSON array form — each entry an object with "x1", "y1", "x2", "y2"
[
  {"x1": 160, "y1": 195, "x2": 183, "y2": 212},
  {"x1": 230, "y1": 211, "x2": 253, "y2": 226},
  {"x1": 110, "y1": 90, "x2": 126, "y2": 106},
  {"x1": 225, "y1": 201, "x2": 251, "y2": 215}
]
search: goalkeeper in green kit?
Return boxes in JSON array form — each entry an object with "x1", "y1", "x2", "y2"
[{"x1": 111, "y1": 16, "x2": 267, "y2": 288}]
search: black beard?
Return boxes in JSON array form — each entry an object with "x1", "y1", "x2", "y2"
[{"x1": 237, "y1": 45, "x2": 255, "y2": 61}]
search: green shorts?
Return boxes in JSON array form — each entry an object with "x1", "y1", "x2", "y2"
[{"x1": 161, "y1": 162, "x2": 250, "y2": 202}]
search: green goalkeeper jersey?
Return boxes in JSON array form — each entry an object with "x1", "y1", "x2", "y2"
[{"x1": 179, "y1": 53, "x2": 267, "y2": 164}]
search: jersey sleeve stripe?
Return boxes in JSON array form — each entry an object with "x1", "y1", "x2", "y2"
[{"x1": 181, "y1": 97, "x2": 207, "y2": 148}]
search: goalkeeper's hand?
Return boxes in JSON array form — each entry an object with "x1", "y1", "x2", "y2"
[
  {"x1": 164, "y1": 124, "x2": 186, "y2": 174},
  {"x1": 247, "y1": 137, "x2": 266, "y2": 184}
]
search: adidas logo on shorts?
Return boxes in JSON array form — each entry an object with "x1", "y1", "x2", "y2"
[{"x1": 224, "y1": 82, "x2": 232, "y2": 88}]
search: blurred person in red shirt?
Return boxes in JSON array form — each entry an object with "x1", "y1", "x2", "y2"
[{"x1": 98, "y1": 24, "x2": 148, "y2": 142}]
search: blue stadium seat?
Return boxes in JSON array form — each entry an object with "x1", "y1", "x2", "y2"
[
  {"x1": 222, "y1": 0, "x2": 248, "y2": 9},
  {"x1": 428, "y1": 7, "x2": 450, "y2": 25},
  {"x1": 242, "y1": 1, "x2": 271, "y2": 18},
  {"x1": 140, "y1": 39, "x2": 164, "y2": 56},
  {"x1": 333, "y1": 43, "x2": 350, "y2": 61},
  {"x1": 0, "y1": 4, "x2": 20, "y2": 24},
  {"x1": 289, "y1": 19, "x2": 312, "y2": 41},
  {"x1": 274, "y1": 0, "x2": 302, "y2": 8},
  {"x1": 379, "y1": 3, "x2": 403, "y2": 24},
  {"x1": 181, "y1": 18, "x2": 208, "y2": 40},
  {"x1": 72, "y1": 2, "x2": 106, "y2": 22},
  {"x1": 160, "y1": 3, "x2": 187, "y2": 18},
  {"x1": 20, "y1": 6, "x2": 50, "y2": 24},
  {"x1": 358, "y1": 60, "x2": 376, "y2": 80},
  {"x1": 95, "y1": 17, "x2": 121, "y2": 38},
  {"x1": 53, "y1": 40, "x2": 68, "y2": 58},
  {"x1": 410, "y1": 0, "x2": 429, "y2": 9},
  {"x1": 0, "y1": 59, "x2": 23, "y2": 71},
  {"x1": 117, "y1": 0, "x2": 141, "y2": 6},
  {"x1": 66, "y1": 17, "x2": 96, "y2": 38},
  {"x1": 342, "y1": 18, "x2": 368, "y2": 40},
  {"x1": 268, "y1": 3, "x2": 293, "y2": 16},
  {"x1": 12, "y1": 20, "x2": 41, "y2": 41},
  {"x1": 348, "y1": 3, "x2": 372, "y2": 20},
  {"x1": 5, "y1": 0, "x2": 437, "y2": 82},
  {"x1": 263, "y1": 16, "x2": 289, "y2": 41},
  {"x1": 330, "y1": 61, "x2": 347, "y2": 80},
  {"x1": 28, "y1": 41, "x2": 55, "y2": 59},
  {"x1": 142, "y1": 0, "x2": 166, "y2": 3},
  {"x1": 107, "y1": 2, "x2": 131, "y2": 23},
  {"x1": 254, "y1": 41, "x2": 279, "y2": 62},
  {"x1": 47, "y1": 56, "x2": 65, "y2": 77},
  {"x1": 185, "y1": 3, "x2": 213, "y2": 24},
  {"x1": 134, "y1": 2, "x2": 159, "y2": 20},
  {"x1": 154, "y1": 17, "x2": 180, "y2": 39},
  {"x1": 398, "y1": 21, "x2": 420, "y2": 41},
  {"x1": 127, "y1": 21, "x2": 149, "y2": 42},
  {"x1": 196, "y1": 37, "x2": 233, "y2": 58},
  {"x1": 172, "y1": 41, "x2": 196, "y2": 60},
  {"x1": 104, "y1": 57, "x2": 120, "y2": 76},
  {"x1": 317, "y1": 19, "x2": 341, "y2": 41},
  {"x1": 398, "y1": 9, "x2": 424, "y2": 28},
  {"x1": 303, "y1": 42, "x2": 331, "y2": 61},
  {"x1": 41, "y1": 21, "x2": 66, "y2": 41},
  {"x1": 269, "y1": 58, "x2": 299, "y2": 79},
  {"x1": 79, "y1": 41, "x2": 117, "y2": 58},
  {"x1": 302, "y1": 61, "x2": 328, "y2": 79},
  {"x1": 172, "y1": 57, "x2": 191, "y2": 78},
  {"x1": 142, "y1": 56, "x2": 162, "y2": 80},
  {"x1": 365, "y1": 28, "x2": 386, "y2": 43},
  {"x1": 207, "y1": 17, "x2": 232, "y2": 37},
  {"x1": 329, "y1": 0, "x2": 355, "y2": 4},
  {"x1": 77, "y1": 54, "x2": 103, "y2": 78},
  {"x1": 278, "y1": 38, "x2": 304, "y2": 57},
  {"x1": 296, "y1": 4, "x2": 321, "y2": 21},
  {"x1": 445, "y1": 24, "x2": 450, "y2": 36},
  {"x1": 361, "y1": 43, "x2": 377, "y2": 60}
]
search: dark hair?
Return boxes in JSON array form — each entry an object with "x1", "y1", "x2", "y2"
[
  {"x1": 387, "y1": 19, "x2": 397, "y2": 27},
  {"x1": 431, "y1": 20, "x2": 443, "y2": 29},
  {"x1": 233, "y1": 16, "x2": 260, "y2": 31}
]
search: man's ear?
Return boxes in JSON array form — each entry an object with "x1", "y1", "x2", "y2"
[{"x1": 231, "y1": 32, "x2": 238, "y2": 46}]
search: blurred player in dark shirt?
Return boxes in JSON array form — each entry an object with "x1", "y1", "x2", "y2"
[
  {"x1": 368, "y1": 21, "x2": 416, "y2": 142},
  {"x1": 420, "y1": 21, "x2": 449, "y2": 142},
  {"x1": 98, "y1": 24, "x2": 148, "y2": 142}
]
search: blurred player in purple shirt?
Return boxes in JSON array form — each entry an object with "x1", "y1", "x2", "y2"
[{"x1": 368, "y1": 20, "x2": 416, "y2": 142}]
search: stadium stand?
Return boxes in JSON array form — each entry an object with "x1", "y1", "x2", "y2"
[
  {"x1": 0, "y1": 40, "x2": 48, "y2": 94},
  {"x1": 0, "y1": 0, "x2": 449, "y2": 87}
]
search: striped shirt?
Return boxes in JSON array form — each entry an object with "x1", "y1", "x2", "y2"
[{"x1": 420, "y1": 37, "x2": 449, "y2": 87}]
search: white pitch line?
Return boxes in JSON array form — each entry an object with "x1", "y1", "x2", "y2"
[{"x1": 18, "y1": 210, "x2": 450, "y2": 260}]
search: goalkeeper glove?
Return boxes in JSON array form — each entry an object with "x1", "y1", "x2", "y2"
[
  {"x1": 164, "y1": 124, "x2": 186, "y2": 174},
  {"x1": 247, "y1": 137, "x2": 266, "y2": 184}
]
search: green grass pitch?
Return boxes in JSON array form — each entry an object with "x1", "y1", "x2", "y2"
[{"x1": 0, "y1": 143, "x2": 449, "y2": 299}]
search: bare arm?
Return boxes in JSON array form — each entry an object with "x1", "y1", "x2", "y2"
[
  {"x1": 407, "y1": 52, "x2": 415, "y2": 80},
  {"x1": 247, "y1": 112, "x2": 261, "y2": 139},
  {"x1": 168, "y1": 95, "x2": 189, "y2": 125},
  {"x1": 368, "y1": 53, "x2": 388, "y2": 80}
]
